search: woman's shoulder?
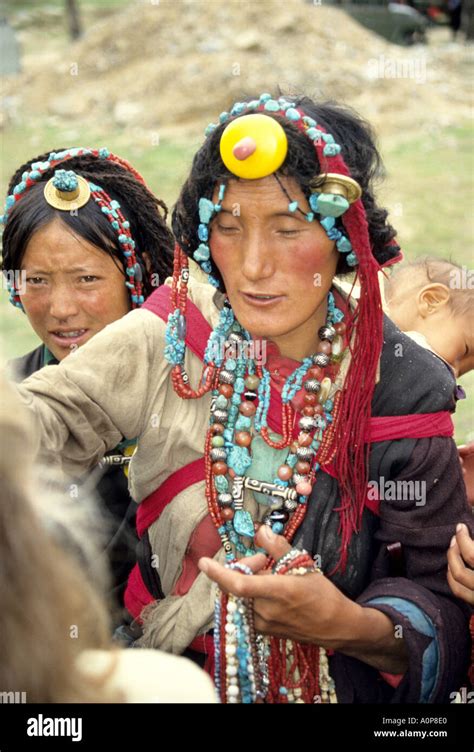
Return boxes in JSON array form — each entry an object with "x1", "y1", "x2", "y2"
[
  {"x1": 372, "y1": 315, "x2": 457, "y2": 416},
  {"x1": 6, "y1": 344, "x2": 45, "y2": 383},
  {"x1": 77, "y1": 648, "x2": 216, "y2": 703}
]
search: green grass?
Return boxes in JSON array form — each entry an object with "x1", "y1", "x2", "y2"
[{"x1": 1, "y1": 121, "x2": 473, "y2": 440}]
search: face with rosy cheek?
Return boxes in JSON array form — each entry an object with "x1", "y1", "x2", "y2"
[
  {"x1": 209, "y1": 176, "x2": 339, "y2": 360},
  {"x1": 19, "y1": 217, "x2": 131, "y2": 361}
]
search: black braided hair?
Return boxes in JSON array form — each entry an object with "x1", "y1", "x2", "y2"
[
  {"x1": 172, "y1": 95, "x2": 400, "y2": 286},
  {"x1": 2, "y1": 148, "x2": 174, "y2": 298}
]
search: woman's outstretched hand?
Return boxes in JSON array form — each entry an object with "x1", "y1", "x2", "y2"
[{"x1": 199, "y1": 525, "x2": 408, "y2": 674}]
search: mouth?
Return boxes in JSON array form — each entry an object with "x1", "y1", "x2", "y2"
[
  {"x1": 241, "y1": 292, "x2": 285, "y2": 307},
  {"x1": 48, "y1": 329, "x2": 89, "y2": 347}
]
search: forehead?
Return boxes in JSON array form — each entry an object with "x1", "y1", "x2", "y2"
[
  {"x1": 213, "y1": 175, "x2": 306, "y2": 211},
  {"x1": 21, "y1": 218, "x2": 112, "y2": 268}
]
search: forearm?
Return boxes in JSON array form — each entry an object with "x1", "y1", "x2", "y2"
[{"x1": 322, "y1": 602, "x2": 409, "y2": 675}]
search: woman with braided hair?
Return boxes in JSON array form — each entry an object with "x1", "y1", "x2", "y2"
[
  {"x1": 1, "y1": 146, "x2": 174, "y2": 617},
  {"x1": 11, "y1": 98, "x2": 473, "y2": 703}
]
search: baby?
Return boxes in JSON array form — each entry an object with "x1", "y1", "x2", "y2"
[
  {"x1": 386, "y1": 257, "x2": 473, "y2": 682},
  {"x1": 384, "y1": 256, "x2": 473, "y2": 379}
]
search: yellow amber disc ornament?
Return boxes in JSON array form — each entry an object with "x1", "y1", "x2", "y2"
[{"x1": 219, "y1": 114, "x2": 288, "y2": 180}]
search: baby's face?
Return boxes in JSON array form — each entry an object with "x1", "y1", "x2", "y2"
[
  {"x1": 423, "y1": 311, "x2": 474, "y2": 378},
  {"x1": 388, "y1": 279, "x2": 473, "y2": 377}
]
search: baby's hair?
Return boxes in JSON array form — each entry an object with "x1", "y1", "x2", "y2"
[{"x1": 385, "y1": 255, "x2": 473, "y2": 318}]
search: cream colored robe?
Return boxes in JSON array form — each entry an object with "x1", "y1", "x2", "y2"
[{"x1": 15, "y1": 277, "x2": 356, "y2": 655}]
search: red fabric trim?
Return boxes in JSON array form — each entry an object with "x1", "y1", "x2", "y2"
[
  {"x1": 188, "y1": 634, "x2": 215, "y2": 677},
  {"x1": 171, "y1": 514, "x2": 222, "y2": 596},
  {"x1": 379, "y1": 671, "x2": 404, "y2": 688},
  {"x1": 123, "y1": 563, "x2": 154, "y2": 620},
  {"x1": 364, "y1": 412, "x2": 454, "y2": 443},
  {"x1": 136, "y1": 457, "x2": 206, "y2": 538},
  {"x1": 143, "y1": 284, "x2": 212, "y2": 362}
]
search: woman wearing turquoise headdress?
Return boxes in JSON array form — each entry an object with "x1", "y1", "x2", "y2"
[
  {"x1": 12, "y1": 98, "x2": 473, "y2": 703},
  {"x1": 1, "y1": 147, "x2": 174, "y2": 617}
]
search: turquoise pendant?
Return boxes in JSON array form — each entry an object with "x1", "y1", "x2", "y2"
[{"x1": 233, "y1": 509, "x2": 255, "y2": 538}]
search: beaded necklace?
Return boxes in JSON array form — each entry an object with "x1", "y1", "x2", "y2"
[{"x1": 205, "y1": 291, "x2": 346, "y2": 560}]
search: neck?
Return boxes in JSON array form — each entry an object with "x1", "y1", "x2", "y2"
[{"x1": 263, "y1": 296, "x2": 329, "y2": 362}]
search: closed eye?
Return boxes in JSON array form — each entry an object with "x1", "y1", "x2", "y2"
[
  {"x1": 215, "y1": 224, "x2": 239, "y2": 234},
  {"x1": 278, "y1": 229, "x2": 302, "y2": 237}
]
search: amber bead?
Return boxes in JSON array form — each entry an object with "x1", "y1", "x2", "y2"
[
  {"x1": 235, "y1": 431, "x2": 252, "y2": 447},
  {"x1": 303, "y1": 406, "x2": 315, "y2": 416},
  {"x1": 277, "y1": 464, "x2": 293, "y2": 481},
  {"x1": 239, "y1": 400, "x2": 256, "y2": 417},
  {"x1": 335, "y1": 321, "x2": 346, "y2": 335},
  {"x1": 212, "y1": 423, "x2": 225, "y2": 435},
  {"x1": 218, "y1": 383, "x2": 234, "y2": 398},
  {"x1": 245, "y1": 374, "x2": 260, "y2": 391},
  {"x1": 212, "y1": 461, "x2": 228, "y2": 475},
  {"x1": 304, "y1": 393, "x2": 317, "y2": 406},
  {"x1": 296, "y1": 460, "x2": 311, "y2": 474},
  {"x1": 297, "y1": 432, "x2": 312, "y2": 447},
  {"x1": 221, "y1": 507, "x2": 235, "y2": 521}
]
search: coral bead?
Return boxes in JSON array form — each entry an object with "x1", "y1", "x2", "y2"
[
  {"x1": 212, "y1": 423, "x2": 225, "y2": 435},
  {"x1": 313, "y1": 403, "x2": 324, "y2": 415},
  {"x1": 304, "y1": 393, "x2": 317, "y2": 406},
  {"x1": 235, "y1": 431, "x2": 252, "y2": 447},
  {"x1": 296, "y1": 481, "x2": 312, "y2": 496},
  {"x1": 335, "y1": 321, "x2": 346, "y2": 335},
  {"x1": 303, "y1": 406, "x2": 315, "y2": 417},
  {"x1": 218, "y1": 383, "x2": 234, "y2": 398},
  {"x1": 296, "y1": 461, "x2": 311, "y2": 474},
  {"x1": 277, "y1": 464, "x2": 293, "y2": 481},
  {"x1": 239, "y1": 400, "x2": 256, "y2": 417},
  {"x1": 221, "y1": 507, "x2": 235, "y2": 521},
  {"x1": 212, "y1": 461, "x2": 228, "y2": 475}
]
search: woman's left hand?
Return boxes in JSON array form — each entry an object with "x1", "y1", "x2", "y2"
[{"x1": 199, "y1": 525, "x2": 360, "y2": 649}]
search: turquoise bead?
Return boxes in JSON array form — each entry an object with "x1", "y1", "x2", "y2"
[
  {"x1": 309, "y1": 193, "x2": 319, "y2": 212},
  {"x1": 198, "y1": 197, "x2": 214, "y2": 223},
  {"x1": 323, "y1": 143, "x2": 342, "y2": 157},
  {"x1": 264, "y1": 99, "x2": 280, "y2": 112},
  {"x1": 316, "y1": 193, "x2": 349, "y2": 218},
  {"x1": 215, "y1": 395, "x2": 228, "y2": 409},
  {"x1": 227, "y1": 445, "x2": 252, "y2": 474},
  {"x1": 233, "y1": 509, "x2": 255, "y2": 538},
  {"x1": 285, "y1": 108, "x2": 301, "y2": 121},
  {"x1": 194, "y1": 243, "x2": 210, "y2": 262},
  {"x1": 337, "y1": 236, "x2": 352, "y2": 253},
  {"x1": 346, "y1": 252, "x2": 358, "y2": 267},
  {"x1": 215, "y1": 475, "x2": 229, "y2": 492},
  {"x1": 235, "y1": 416, "x2": 251, "y2": 430},
  {"x1": 234, "y1": 377, "x2": 245, "y2": 393}
]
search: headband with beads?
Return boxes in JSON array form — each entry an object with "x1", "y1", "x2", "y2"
[
  {"x1": 191, "y1": 94, "x2": 373, "y2": 286},
  {"x1": 1, "y1": 147, "x2": 145, "y2": 310}
]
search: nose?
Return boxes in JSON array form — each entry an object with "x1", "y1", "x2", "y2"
[
  {"x1": 240, "y1": 229, "x2": 275, "y2": 283},
  {"x1": 48, "y1": 282, "x2": 81, "y2": 321}
]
